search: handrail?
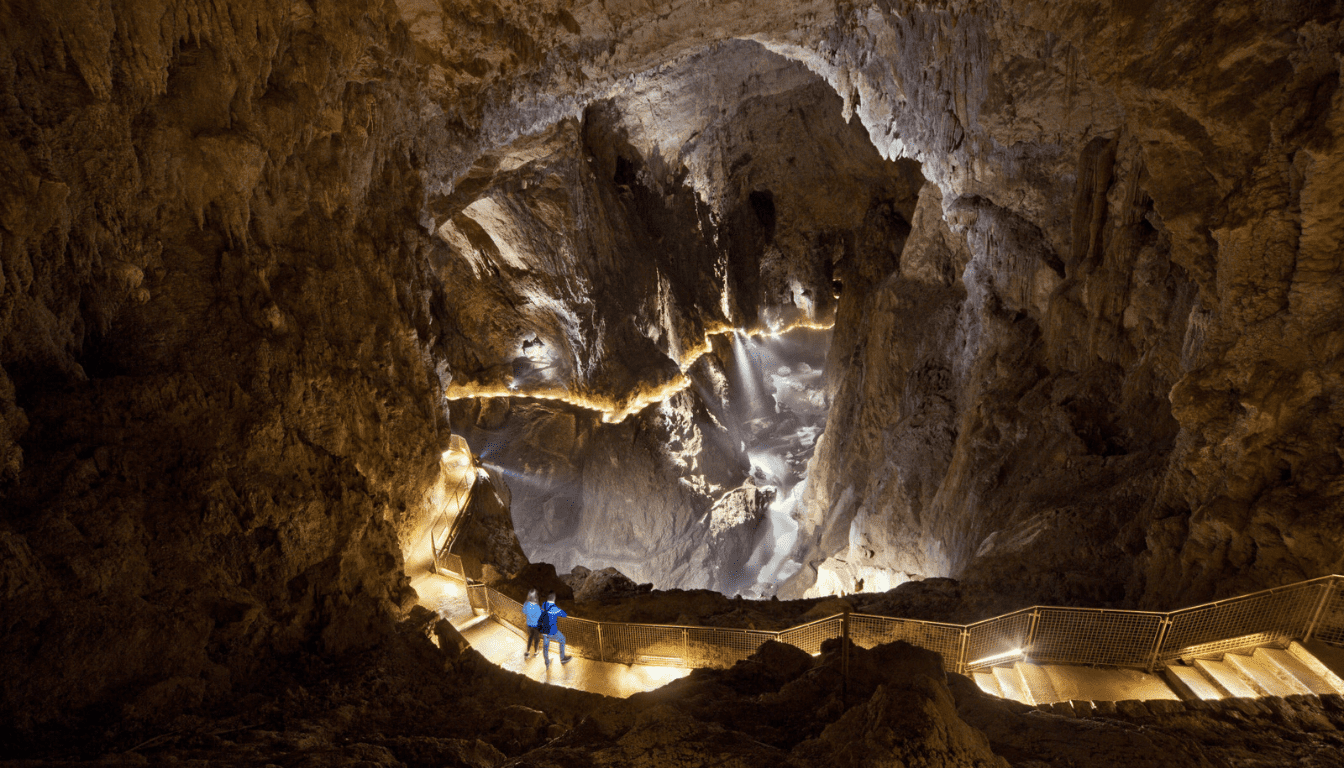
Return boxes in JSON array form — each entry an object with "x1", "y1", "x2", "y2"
[
  {"x1": 1165, "y1": 573, "x2": 1339, "y2": 611},
  {"x1": 963, "y1": 606, "x2": 1036, "y2": 629},
  {"x1": 850, "y1": 611, "x2": 964, "y2": 631},
  {"x1": 444, "y1": 567, "x2": 1344, "y2": 675},
  {"x1": 439, "y1": 472, "x2": 475, "y2": 554},
  {"x1": 429, "y1": 470, "x2": 476, "y2": 571}
]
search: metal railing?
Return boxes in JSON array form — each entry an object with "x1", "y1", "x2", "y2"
[
  {"x1": 443, "y1": 567, "x2": 1344, "y2": 675},
  {"x1": 429, "y1": 470, "x2": 476, "y2": 572}
]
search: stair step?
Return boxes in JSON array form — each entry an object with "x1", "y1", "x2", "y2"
[
  {"x1": 1040, "y1": 664, "x2": 1181, "y2": 703},
  {"x1": 973, "y1": 670, "x2": 1004, "y2": 698},
  {"x1": 1225, "y1": 652, "x2": 1302, "y2": 697},
  {"x1": 993, "y1": 665, "x2": 1034, "y2": 705},
  {"x1": 1015, "y1": 662, "x2": 1061, "y2": 704},
  {"x1": 1291, "y1": 641, "x2": 1344, "y2": 693},
  {"x1": 1251, "y1": 647, "x2": 1325, "y2": 695},
  {"x1": 454, "y1": 613, "x2": 492, "y2": 632},
  {"x1": 1163, "y1": 664, "x2": 1223, "y2": 700},
  {"x1": 1193, "y1": 658, "x2": 1259, "y2": 698}
]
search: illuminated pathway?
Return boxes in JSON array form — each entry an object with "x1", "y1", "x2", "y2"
[
  {"x1": 411, "y1": 565, "x2": 1344, "y2": 707},
  {"x1": 411, "y1": 571, "x2": 691, "y2": 698}
]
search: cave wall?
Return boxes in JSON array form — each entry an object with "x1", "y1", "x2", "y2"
[
  {"x1": 420, "y1": 0, "x2": 1344, "y2": 608},
  {"x1": 783, "y1": 1, "x2": 1344, "y2": 608},
  {"x1": 2, "y1": 0, "x2": 1344, "y2": 730},
  {"x1": 0, "y1": 0, "x2": 464, "y2": 727},
  {"x1": 442, "y1": 44, "x2": 923, "y2": 593}
]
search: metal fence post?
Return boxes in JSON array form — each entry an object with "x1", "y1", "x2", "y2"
[
  {"x1": 483, "y1": 586, "x2": 491, "y2": 616},
  {"x1": 682, "y1": 628, "x2": 690, "y2": 667},
  {"x1": 1023, "y1": 610, "x2": 1041, "y2": 663},
  {"x1": 598, "y1": 624, "x2": 605, "y2": 663},
  {"x1": 430, "y1": 521, "x2": 440, "y2": 574},
  {"x1": 841, "y1": 612, "x2": 850, "y2": 709},
  {"x1": 957, "y1": 629, "x2": 970, "y2": 675},
  {"x1": 1146, "y1": 617, "x2": 1172, "y2": 672},
  {"x1": 1304, "y1": 579, "x2": 1338, "y2": 643}
]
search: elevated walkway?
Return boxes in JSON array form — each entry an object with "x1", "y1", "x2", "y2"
[
  {"x1": 972, "y1": 640, "x2": 1344, "y2": 709},
  {"x1": 420, "y1": 558, "x2": 1344, "y2": 704},
  {"x1": 413, "y1": 570, "x2": 690, "y2": 698}
]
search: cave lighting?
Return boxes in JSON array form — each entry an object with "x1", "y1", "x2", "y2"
[
  {"x1": 730, "y1": 330, "x2": 766, "y2": 414},
  {"x1": 968, "y1": 648, "x2": 1025, "y2": 668},
  {"x1": 441, "y1": 440, "x2": 476, "y2": 466},
  {"x1": 443, "y1": 319, "x2": 835, "y2": 424},
  {"x1": 750, "y1": 319, "x2": 834, "y2": 338},
  {"x1": 481, "y1": 461, "x2": 564, "y2": 493},
  {"x1": 1175, "y1": 633, "x2": 1278, "y2": 661}
]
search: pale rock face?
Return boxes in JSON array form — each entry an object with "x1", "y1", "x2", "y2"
[
  {"x1": 441, "y1": 41, "x2": 921, "y2": 594},
  {"x1": 2, "y1": 0, "x2": 1344, "y2": 732}
]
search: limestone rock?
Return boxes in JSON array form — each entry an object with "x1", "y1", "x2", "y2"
[{"x1": 563, "y1": 565, "x2": 652, "y2": 603}]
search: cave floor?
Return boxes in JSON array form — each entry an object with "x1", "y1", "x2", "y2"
[{"x1": 411, "y1": 571, "x2": 691, "y2": 698}]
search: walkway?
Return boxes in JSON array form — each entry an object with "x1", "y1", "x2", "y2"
[
  {"x1": 411, "y1": 570, "x2": 690, "y2": 698},
  {"x1": 414, "y1": 563, "x2": 1344, "y2": 708},
  {"x1": 972, "y1": 640, "x2": 1344, "y2": 710}
]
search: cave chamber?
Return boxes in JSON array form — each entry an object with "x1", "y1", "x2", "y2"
[{"x1": 4, "y1": 0, "x2": 1344, "y2": 764}]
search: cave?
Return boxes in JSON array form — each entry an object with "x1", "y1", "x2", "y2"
[{"x1": 4, "y1": 1, "x2": 1344, "y2": 765}]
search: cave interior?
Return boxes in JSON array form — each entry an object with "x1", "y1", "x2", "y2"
[{"x1": 3, "y1": 0, "x2": 1344, "y2": 764}]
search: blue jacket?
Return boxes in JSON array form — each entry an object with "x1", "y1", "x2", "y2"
[
  {"x1": 523, "y1": 600, "x2": 542, "y2": 628},
  {"x1": 541, "y1": 601, "x2": 567, "y2": 634}
]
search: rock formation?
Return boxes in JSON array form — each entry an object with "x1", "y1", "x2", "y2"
[{"x1": 2, "y1": 0, "x2": 1344, "y2": 763}]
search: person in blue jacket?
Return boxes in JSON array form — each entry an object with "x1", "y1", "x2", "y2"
[
  {"x1": 540, "y1": 592, "x2": 571, "y2": 665},
  {"x1": 523, "y1": 589, "x2": 542, "y2": 659}
]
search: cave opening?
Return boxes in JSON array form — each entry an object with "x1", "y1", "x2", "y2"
[
  {"x1": 439, "y1": 321, "x2": 834, "y2": 599},
  {"x1": 426, "y1": 39, "x2": 925, "y2": 599}
]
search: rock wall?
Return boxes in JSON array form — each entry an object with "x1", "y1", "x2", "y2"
[
  {"x1": 781, "y1": 2, "x2": 1344, "y2": 608},
  {"x1": 0, "y1": 0, "x2": 463, "y2": 727},
  {"x1": 443, "y1": 43, "x2": 921, "y2": 593}
]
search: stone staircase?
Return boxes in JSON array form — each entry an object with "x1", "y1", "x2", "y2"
[{"x1": 972, "y1": 640, "x2": 1344, "y2": 711}]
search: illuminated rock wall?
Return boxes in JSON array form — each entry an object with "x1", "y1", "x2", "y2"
[{"x1": 0, "y1": 1, "x2": 456, "y2": 726}]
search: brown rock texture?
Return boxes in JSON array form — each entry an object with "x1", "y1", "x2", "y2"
[{"x1": 2, "y1": 0, "x2": 1344, "y2": 762}]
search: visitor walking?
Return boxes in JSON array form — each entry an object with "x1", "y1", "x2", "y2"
[
  {"x1": 523, "y1": 589, "x2": 542, "y2": 659},
  {"x1": 539, "y1": 592, "x2": 571, "y2": 665}
]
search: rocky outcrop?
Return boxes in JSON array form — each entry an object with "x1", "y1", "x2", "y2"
[
  {"x1": 449, "y1": 470, "x2": 529, "y2": 583},
  {"x1": 562, "y1": 565, "x2": 651, "y2": 602}
]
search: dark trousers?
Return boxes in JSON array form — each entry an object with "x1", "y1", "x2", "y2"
[{"x1": 526, "y1": 626, "x2": 542, "y2": 655}]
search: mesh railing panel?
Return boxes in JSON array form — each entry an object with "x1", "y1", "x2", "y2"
[
  {"x1": 1030, "y1": 608, "x2": 1164, "y2": 667},
  {"x1": 599, "y1": 623, "x2": 692, "y2": 667},
  {"x1": 1159, "y1": 581, "x2": 1326, "y2": 662},
  {"x1": 849, "y1": 614, "x2": 964, "y2": 672},
  {"x1": 777, "y1": 615, "x2": 842, "y2": 656},
  {"x1": 556, "y1": 617, "x2": 601, "y2": 659},
  {"x1": 466, "y1": 583, "x2": 489, "y2": 611},
  {"x1": 447, "y1": 573, "x2": 1344, "y2": 673},
  {"x1": 686, "y1": 627, "x2": 779, "y2": 669},
  {"x1": 1313, "y1": 580, "x2": 1344, "y2": 646},
  {"x1": 487, "y1": 588, "x2": 526, "y2": 632},
  {"x1": 965, "y1": 610, "x2": 1033, "y2": 670},
  {"x1": 439, "y1": 553, "x2": 465, "y2": 577}
]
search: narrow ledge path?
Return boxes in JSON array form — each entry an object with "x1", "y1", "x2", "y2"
[
  {"x1": 412, "y1": 567, "x2": 1344, "y2": 713},
  {"x1": 411, "y1": 571, "x2": 691, "y2": 698}
]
